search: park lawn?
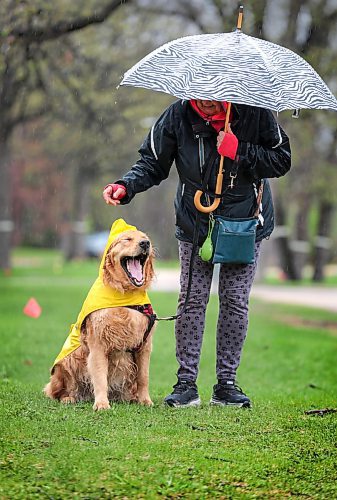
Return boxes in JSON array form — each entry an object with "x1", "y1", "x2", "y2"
[{"x1": 0, "y1": 263, "x2": 337, "y2": 499}]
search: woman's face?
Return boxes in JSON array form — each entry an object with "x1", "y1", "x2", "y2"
[{"x1": 195, "y1": 100, "x2": 223, "y2": 116}]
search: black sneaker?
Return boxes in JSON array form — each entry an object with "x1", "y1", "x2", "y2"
[
  {"x1": 210, "y1": 380, "x2": 251, "y2": 408},
  {"x1": 164, "y1": 379, "x2": 201, "y2": 408}
]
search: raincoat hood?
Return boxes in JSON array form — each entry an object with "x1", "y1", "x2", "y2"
[{"x1": 52, "y1": 219, "x2": 151, "y2": 369}]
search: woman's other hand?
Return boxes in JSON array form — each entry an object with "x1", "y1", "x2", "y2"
[{"x1": 217, "y1": 125, "x2": 239, "y2": 160}]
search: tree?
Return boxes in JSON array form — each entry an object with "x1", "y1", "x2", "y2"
[
  {"x1": 0, "y1": 0, "x2": 131, "y2": 271},
  {"x1": 10, "y1": 4, "x2": 189, "y2": 260}
]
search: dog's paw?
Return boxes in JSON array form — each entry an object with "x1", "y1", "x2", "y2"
[
  {"x1": 60, "y1": 396, "x2": 76, "y2": 404},
  {"x1": 93, "y1": 400, "x2": 110, "y2": 411},
  {"x1": 138, "y1": 397, "x2": 153, "y2": 406}
]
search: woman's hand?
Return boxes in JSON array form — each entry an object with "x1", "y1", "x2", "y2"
[
  {"x1": 217, "y1": 125, "x2": 239, "y2": 160},
  {"x1": 102, "y1": 183, "x2": 126, "y2": 206}
]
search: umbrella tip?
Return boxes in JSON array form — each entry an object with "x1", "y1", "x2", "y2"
[{"x1": 236, "y1": 5, "x2": 244, "y2": 31}]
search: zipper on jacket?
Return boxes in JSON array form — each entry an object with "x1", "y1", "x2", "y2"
[
  {"x1": 198, "y1": 137, "x2": 205, "y2": 174},
  {"x1": 198, "y1": 137, "x2": 211, "y2": 206}
]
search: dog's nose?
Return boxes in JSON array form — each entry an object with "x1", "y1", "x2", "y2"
[{"x1": 139, "y1": 239, "x2": 150, "y2": 252}]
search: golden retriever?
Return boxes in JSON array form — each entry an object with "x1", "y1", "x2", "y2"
[{"x1": 44, "y1": 229, "x2": 156, "y2": 410}]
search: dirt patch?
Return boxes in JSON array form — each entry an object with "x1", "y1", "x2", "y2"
[{"x1": 278, "y1": 315, "x2": 337, "y2": 336}]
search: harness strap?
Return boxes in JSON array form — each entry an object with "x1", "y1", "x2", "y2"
[{"x1": 126, "y1": 304, "x2": 156, "y2": 352}]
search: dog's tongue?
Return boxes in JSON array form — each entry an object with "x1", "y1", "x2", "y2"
[{"x1": 127, "y1": 258, "x2": 143, "y2": 282}]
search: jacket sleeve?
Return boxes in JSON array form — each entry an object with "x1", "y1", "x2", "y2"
[
  {"x1": 116, "y1": 104, "x2": 178, "y2": 204},
  {"x1": 237, "y1": 109, "x2": 291, "y2": 181}
]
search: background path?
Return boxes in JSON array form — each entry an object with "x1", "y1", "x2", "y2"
[{"x1": 152, "y1": 269, "x2": 337, "y2": 313}]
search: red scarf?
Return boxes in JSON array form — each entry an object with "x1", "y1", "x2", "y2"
[{"x1": 189, "y1": 100, "x2": 230, "y2": 132}]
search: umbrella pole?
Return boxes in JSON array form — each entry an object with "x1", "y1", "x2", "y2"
[
  {"x1": 194, "y1": 6, "x2": 242, "y2": 214},
  {"x1": 237, "y1": 5, "x2": 243, "y2": 31},
  {"x1": 194, "y1": 102, "x2": 231, "y2": 214}
]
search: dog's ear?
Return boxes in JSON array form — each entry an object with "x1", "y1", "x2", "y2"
[
  {"x1": 144, "y1": 251, "x2": 155, "y2": 286},
  {"x1": 103, "y1": 245, "x2": 115, "y2": 286}
]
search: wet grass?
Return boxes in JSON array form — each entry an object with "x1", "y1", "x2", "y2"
[{"x1": 0, "y1": 256, "x2": 336, "y2": 499}]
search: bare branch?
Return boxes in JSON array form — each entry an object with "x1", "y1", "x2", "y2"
[
  {"x1": 280, "y1": 0, "x2": 309, "y2": 51},
  {"x1": 9, "y1": 104, "x2": 51, "y2": 131},
  {"x1": 212, "y1": 0, "x2": 225, "y2": 22},
  {"x1": 45, "y1": 59, "x2": 97, "y2": 128},
  {"x1": 140, "y1": 7, "x2": 207, "y2": 33},
  {"x1": 42, "y1": 54, "x2": 120, "y2": 140},
  {"x1": 179, "y1": 4, "x2": 209, "y2": 33},
  {"x1": 304, "y1": 9, "x2": 337, "y2": 54},
  {"x1": 249, "y1": 0, "x2": 268, "y2": 39},
  {"x1": 0, "y1": 51, "x2": 30, "y2": 113},
  {"x1": 9, "y1": 0, "x2": 131, "y2": 43}
]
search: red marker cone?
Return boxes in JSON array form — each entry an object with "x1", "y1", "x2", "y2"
[{"x1": 23, "y1": 298, "x2": 42, "y2": 318}]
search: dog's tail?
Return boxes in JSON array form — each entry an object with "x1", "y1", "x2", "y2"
[{"x1": 43, "y1": 364, "x2": 67, "y2": 400}]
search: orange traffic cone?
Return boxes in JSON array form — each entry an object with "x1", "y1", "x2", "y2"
[{"x1": 23, "y1": 298, "x2": 42, "y2": 318}]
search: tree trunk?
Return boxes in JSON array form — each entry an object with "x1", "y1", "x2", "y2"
[
  {"x1": 273, "y1": 194, "x2": 299, "y2": 280},
  {"x1": 64, "y1": 171, "x2": 91, "y2": 260},
  {"x1": 0, "y1": 136, "x2": 13, "y2": 272},
  {"x1": 290, "y1": 198, "x2": 311, "y2": 280},
  {"x1": 312, "y1": 202, "x2": 334, "y2": 282}
]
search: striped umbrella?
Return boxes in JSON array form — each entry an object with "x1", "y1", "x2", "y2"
[
  {"x1": 120, "y1": 32, "x2": 337, "y2": 114},
  {"x1": 121, "y1": 8, "x2": 337, "y2": 214}
]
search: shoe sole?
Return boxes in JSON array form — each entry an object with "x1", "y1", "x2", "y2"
[
  {"x1": 165, "y1": 397, "x2": 201, "y2": 408},
  {"x1": 210, "y1": 398, "x2": 251, "y2": 408}
]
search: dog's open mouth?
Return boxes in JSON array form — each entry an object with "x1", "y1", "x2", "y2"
[{"x1": 121, "y1": 254, "x2": 148, "y2": 287}]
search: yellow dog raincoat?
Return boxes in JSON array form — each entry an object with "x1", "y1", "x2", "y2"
[{"x1": 52, "y1": 219, "x2": 151, "y2": 369}]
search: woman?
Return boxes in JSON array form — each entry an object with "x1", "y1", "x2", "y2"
[{"x1": 103, "y1": 99, "x2": 291, "y2": 408}]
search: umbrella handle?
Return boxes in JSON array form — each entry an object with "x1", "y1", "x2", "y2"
[
  {"x1": 194, "y1": 103, "x2": 231, "y2": 213},
  {"x1": 194, "y1": 165, "x2": 223, "y2": 213},
  {"x1": 194, "y1": 193, "x2": 220, "y2": 213}
]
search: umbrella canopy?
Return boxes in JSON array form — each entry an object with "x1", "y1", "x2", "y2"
[{"x1": 120, "y1": 31, "x2": 337, "y2": 113}]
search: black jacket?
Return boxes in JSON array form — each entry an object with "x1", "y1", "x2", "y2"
[{"x1": 117, "y1": 100, "x2": 291, "y2": 245}]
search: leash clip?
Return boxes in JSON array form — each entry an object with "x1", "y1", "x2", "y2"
[{"x1": 229, "y1": 173, "x2": 237, "y2": 189}]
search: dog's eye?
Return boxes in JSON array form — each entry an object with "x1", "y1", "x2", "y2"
[{"x1": 122, "y1": 238, "x2": 132, "y2": 242}]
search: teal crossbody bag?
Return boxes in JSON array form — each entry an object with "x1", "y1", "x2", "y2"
[
  {"x1": 199, "y1": 181, "x2": 264, "y2": 265},
  {"x1": 211, "y1": 215, "x2": 258, "y2": 264}
]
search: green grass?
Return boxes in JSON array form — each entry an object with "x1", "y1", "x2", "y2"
[{"x1": 0, "y1": 255, "x2": 336, "y2": 499}]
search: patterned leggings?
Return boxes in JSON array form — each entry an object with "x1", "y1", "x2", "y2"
[{"x1": 175, "y1": 240, "x2": 261, "y2": 382}]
